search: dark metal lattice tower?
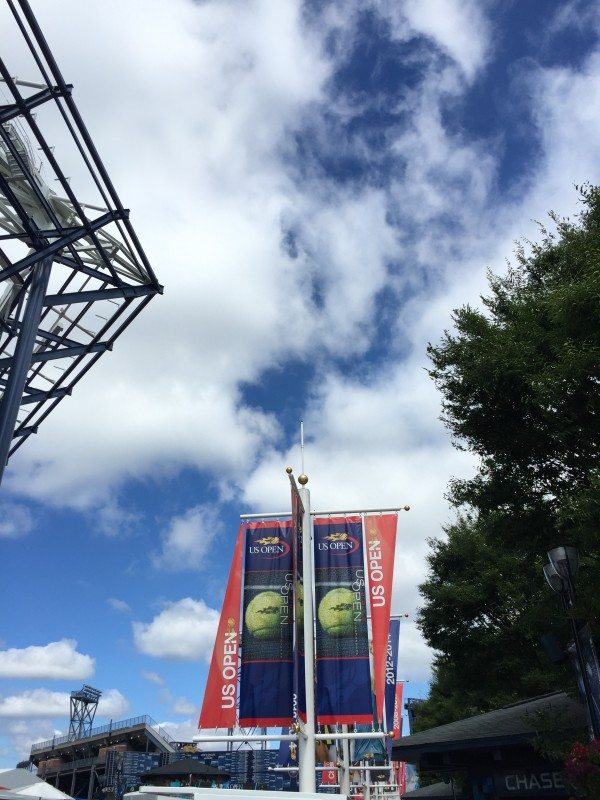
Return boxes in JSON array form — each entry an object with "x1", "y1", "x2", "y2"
[
  {"x1": 0, "y1": 0, "x2": 163, "y2": 485},
  {"x1": 68, "y1": 684, "x2": 102, "y2": 741}
]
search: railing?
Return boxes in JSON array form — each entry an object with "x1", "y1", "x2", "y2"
[{"x1": 31, "y1": 715, "x2": 175, "y2": 753}]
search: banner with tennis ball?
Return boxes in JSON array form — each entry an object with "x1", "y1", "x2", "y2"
[
  {"x1": 364, "y1": 513, "x2": 398, "y2": 723},
  {"x1": 313, "y1": 516, "x2": 373, "y2": 724},
  {"x1": 239, "y1": 520, "x2": 294, "y2": 726},
  {"x1": 291, "y1": 482, "x2": 307, "y2": 722},
  {"x1": 198, "y1": 524, "x2": 244, "y2": 730}
]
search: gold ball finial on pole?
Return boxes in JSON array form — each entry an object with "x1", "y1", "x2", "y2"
[
  {"x1": 404, "y1": 505, "x2": 411, "y2": 511},
  {"x1": 286, "y1": 466, "x2": 293, "y2": 475},
  {"x1": 298, "y1": 473, "x2": 308, "y2": 486}
]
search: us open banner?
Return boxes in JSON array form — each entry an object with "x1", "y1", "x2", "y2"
[
  {"x1": 239, "y1": 520, "x2": 294, "y2": 726},
  {"x1": 365, "y1": 514, "x2": 398, "y2": 723},
  {"x1": 199, "y1": 525, "x2": 244, "y2": 729},
  {"x1": 385, "y1": 619, "x2": 400, "y2": 757},
  {"x1": 393, "y1": 681, "x2": 404, "y2": 740},
  {"x1": 291, "y1": 482, "x2": 307, "y2": 722},
  {"x1": 313, "y1": 516, "x2": 372, "y2": 724}
]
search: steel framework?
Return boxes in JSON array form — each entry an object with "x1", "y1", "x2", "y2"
[
  {"x1": 68, "y1": 684, "x2": 102, "y2": 741},
  {"x1": 0, "y1": 0, "x2": 162, "y2": 484}
]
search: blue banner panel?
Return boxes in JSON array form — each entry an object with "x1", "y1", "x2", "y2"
[
  {"x1": 239, "y1": 521, "x2": 294, "y2": 726},
  {"x1": 385, "y1": 619, "x2": 400, "y2": 758},
  {"x1": 313, "y1": 516, "x2": 373, "y2": 724}
]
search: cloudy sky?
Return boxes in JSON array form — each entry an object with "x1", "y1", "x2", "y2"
[{"x1": 0, "y1": 0, "x2": 599, "y2": 768}]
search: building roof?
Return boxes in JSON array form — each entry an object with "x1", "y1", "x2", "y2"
[
  {"x1": 143, "y1": 758, "x2": 229, "y2": 779},
  {"x1": 30, "y1": 716, "x2": 175, "y2": 762},
  {"x1": 392, "y1": 691, "x2": 586, "y2": 762}
]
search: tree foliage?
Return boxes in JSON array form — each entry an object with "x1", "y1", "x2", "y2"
[{"x1": 415, "y1": 185, "x2": 600, "y2": 731}]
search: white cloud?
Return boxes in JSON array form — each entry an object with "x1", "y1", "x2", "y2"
[
  {"x1": 0, "y1": 503, "x2": 35, "y2": 539},
  {"x1": 152, "y1": 505, "x2": 222, "y2": 571},
  {"x1": 0, "y1": 641, "x2": 94, "y2": 680},
  {"x1": 0, "y1": 690, "x2": 68, "y2": 718},
  {"x1": 158, "y1": 719, "x2": 203, "y2": 745},
  {"x1": 0, "y1": 687, "x2": 127, "y2": 720},
  {"x1": 141, "y1": 670, "x2": 165, "y2": 686},
  {"x1": 1, "y1": 719, "x2": 57, "y2": 762},
  {"x1": 525, "y1": 50, "x2": 600, "y2": 205},
  {"x1": 95, "y1": 504, "x2": 141, "y2": 538},
  {"x1": 172, "y1": 698, "x2": 198, "y2": 716},
  {"x1": 107, "y1": 598, "x2": 132, "y2": 614},
  {"x1": 401, "y1": 0, "x2": 491, "y2": 80},
  {"x1": 97, "y1": 689, "x2": 129, "y2": 719},
  {"x1": 133, "y1": 599, "x2": 219, "y2": 661}
]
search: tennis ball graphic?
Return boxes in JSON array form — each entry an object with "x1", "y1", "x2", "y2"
[
  {"x1": 245, "y1": 591, "x2": 282, "y2": 640},
  {"x1": 318, "y1": 587, "x2": 356, "y2": 637}
]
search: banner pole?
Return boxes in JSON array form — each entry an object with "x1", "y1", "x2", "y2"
[
  {"x1": 298, "y1": 473, "x2": 316, "y2": 793},
  {"x1": 340, "y1": 724, "x2": 350, "y2": 796}
]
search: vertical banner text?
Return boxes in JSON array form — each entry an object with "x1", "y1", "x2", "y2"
[
  {"x1": 385, "y1": 618, "x2": 400, "y2": 758},
  {"x1": 364, "y1": 514, "x2": 398, "y2": 723},
  {"x1": 199, "y1": 525, "x2": 244, "y2": 729}
]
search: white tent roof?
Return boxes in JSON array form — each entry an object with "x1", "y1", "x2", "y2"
[
  {"x1": 0, "y1": 771, "x2": 44, "y2": 791},
  {"x1": 13, "y1": 784, "x2": 71, "y2": 800}
]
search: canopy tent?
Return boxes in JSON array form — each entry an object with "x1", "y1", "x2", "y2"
[
  {"x1": 0, "y1": 771, "x2": 45, "y2": 791},
  {"x1": 13, "y1": 784, "x2": 71, "y2": 799},
  {"x1": 0, "y1": 770, "x2": 71, "y2": 800}
]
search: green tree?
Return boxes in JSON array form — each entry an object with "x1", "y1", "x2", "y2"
[{"x1": 416, "y1": 185, "x2": 600, "y2": 730}]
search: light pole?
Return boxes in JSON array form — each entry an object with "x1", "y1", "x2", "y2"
[{"x1": 543, "y1": 545, "x2": 600, "y2": 739}]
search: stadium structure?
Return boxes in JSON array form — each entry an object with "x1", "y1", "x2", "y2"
[
  {"x1": 0, "y1": 0, "x2": 162, "y2": 484},
  {"x1": 28, "y1": 700, "x2": 297, "y2": 797},
  {"x1": 25, "y1": 684, "x2": 297, "y2": 797},
  {"x1": 29, "y1": 713, "x2": 175, "y2": 799}
]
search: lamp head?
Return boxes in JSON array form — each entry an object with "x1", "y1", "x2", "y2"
[
  {"x1": 547, "y1": 546, "x2": 580, "y2": 581},
  {"x1": 543, "y1": 562, "x2": 564, "y2": 594}
]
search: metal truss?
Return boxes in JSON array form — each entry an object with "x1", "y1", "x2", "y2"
[
  {"x1": 68, "y1": 684, "x2": 102, "y2": 741},
  {"x1": 0, "y1": 0, "x2": 162, "y2": 482}
]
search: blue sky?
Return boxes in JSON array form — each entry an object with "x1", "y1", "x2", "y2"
[{"x1": 1, "y1": 0, "x2": 599, "y2": 767}]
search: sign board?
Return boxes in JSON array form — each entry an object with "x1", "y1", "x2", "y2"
[{"x1": 494, "y1": 770, "x2": 566, "y2": 797}]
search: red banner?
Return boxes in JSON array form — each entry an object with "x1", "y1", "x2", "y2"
[
  {"x1": 393, "y1": 681, "x2": 403, "y2": 741},
  {"x1": 198, "y1": 525, "x2": 244, "y2": 729},
  {"x1": 396, "y1": 762, "x2": 406, "y2": 796},
  {"x1": 364, "y1": 514, "x2": 397, "y2": 723}
]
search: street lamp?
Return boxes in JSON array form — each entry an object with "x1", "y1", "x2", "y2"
[
  {"x1": 548, "y1": 546, "x2": 580, "y2": 582},
  {"x1": 543, "y1": 545, "x2": 599, "y2": 739}
]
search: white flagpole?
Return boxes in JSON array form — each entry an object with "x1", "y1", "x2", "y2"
[
  {"x1": 297, "y1": 420, "x2": 316, "y2": 793},
  {"x1": 298, "y1": 472, "x2": 315, "y2": 793}
]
